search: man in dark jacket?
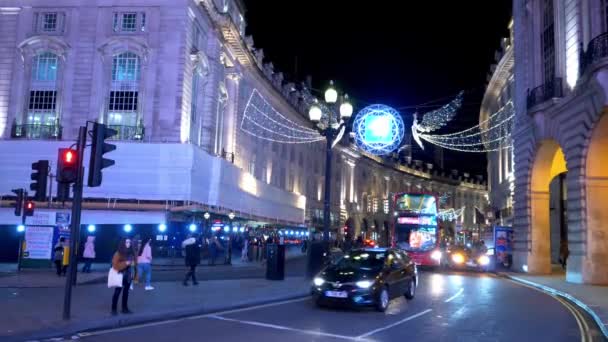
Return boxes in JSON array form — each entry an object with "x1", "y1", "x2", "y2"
[{"x1": 182, "y1": 234, "x2": 201, "y2": 286}]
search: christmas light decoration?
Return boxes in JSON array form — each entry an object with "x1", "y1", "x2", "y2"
[
  {"x1": 352, "y1": 104, "x2": 405, "y2": 155},
  {"x1": 438, "y1": 207, "x2": 465, "y2": 221},
  {"x1": 241, "y1": 89, "x2": 324, "y2": 144},
  {"x1": 415, "y1": 101, "x2": 514, "y2": 153},
  {"x1": 413, "y1": 91, "x2": 464, "y2": 133}
]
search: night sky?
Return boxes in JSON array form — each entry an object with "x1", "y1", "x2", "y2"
[{"x1": 243, "y1": 0, "x2": 513, "y2": 178}]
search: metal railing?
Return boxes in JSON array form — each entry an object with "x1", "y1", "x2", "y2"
[
  {"x1": 526, "y1": 77, "x2": 563, "y2": 110},
  {"x1": 11, "y1": 123, "x2": 62, "y2": 140},
  {"x1": 107, "y1": 125, "x2": 145, "y2": 141},
  {"x1": 580, "y1": 32, "x2": 608, "y2": 76}
]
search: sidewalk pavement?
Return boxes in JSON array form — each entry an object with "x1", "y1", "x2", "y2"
[
  {"x1": 501, "y1": 271, "x2": 608, "y2": 338},
  {"x1": 1, "y1": 276, "x2": 310, "y2": 341}
]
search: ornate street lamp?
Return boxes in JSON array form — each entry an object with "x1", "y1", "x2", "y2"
[{"x1": 308, "y1": 81, "x2": 353, "y2": 241}]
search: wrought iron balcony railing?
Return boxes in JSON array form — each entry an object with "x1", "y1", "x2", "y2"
[
  {"x1": 580, "y1": 32, "x2": 608, "y2": 76},
  {"x1": 526, "y1": 77, "x2": 563, "y2": 110},
  {"x1": 107, "y1": 125, "x2": 145, "y2": 141},
  {"x1": 11, "y1": 123, "x2": 62, "y2": 140}
]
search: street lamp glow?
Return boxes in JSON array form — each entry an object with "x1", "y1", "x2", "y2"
[
  {"x1": 324, "y1": 81, "x2": 338, "y2": 103},
  {"x1": 203, "y1": 212, "x2": 210, "y2": 220},
  {"x1": 123, "y1": 224, "x2": 133, "y2": 233},
  {"x1": 158, "y1": 223, "x2": 167, "y2": 232},
  {"x1": 340, "y1": 95, "x2": 353, "y2": 118},
  {"x1": 224, "y1": 225, "x2": 230, "y2": 233},
  {"x1": 87, "y1": 225, "x2": 96, "y2": 233},
  {"x1": 17, "y1": 225, "x2": 25, "y2": 233},
  {"x1": 189, "y1": 223, "x2": 197, "y2": 232},
  {"x1": 308, "y1": 102, "x2": 322, "y2": 122},
  {"x1": 228, "y1": 212, "x2": 235, "y2": 220}
]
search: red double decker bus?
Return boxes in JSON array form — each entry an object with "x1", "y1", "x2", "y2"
[{"x1": 391, "y1": 192, "x2": 442, "y2": 266}]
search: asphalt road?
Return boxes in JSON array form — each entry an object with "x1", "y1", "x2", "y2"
[{"x1": 75, "y1": 271, "x2": 598, "y2": 342}]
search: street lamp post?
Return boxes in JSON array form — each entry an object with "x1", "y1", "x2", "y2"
[{"x1": 308, "y1": 81, "x2": 353, "y2": 242}]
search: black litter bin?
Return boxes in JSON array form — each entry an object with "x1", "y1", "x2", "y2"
[{"x1": 266, "y1": 244, "x2": 285, "y2": 280}]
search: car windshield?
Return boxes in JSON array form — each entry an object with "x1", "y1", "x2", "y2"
[{"x1": 335, "y1": 251, "x2": 386, "y2": 270}]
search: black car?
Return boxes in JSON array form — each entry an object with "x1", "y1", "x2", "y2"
[{"x1": 311, "y1": 248, "x2": 418, "y2": 312}]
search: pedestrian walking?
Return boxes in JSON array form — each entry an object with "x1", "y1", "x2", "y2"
[
  {"x1": 182, "y1": 234, "x2": 201, "y2": 286},
  {"x1": 53, "y1": 237, "x2": 66, "y2": 276},
  {"x1": 241, "y1": 237, "x2": 249, "y2": 262},
  {"x1": 110, "y1": 238, "x2": 134, "y2": 315},
  {"x1": 137, "y1": 237, "x2": 154, "y2": 290},
  {"x1": 82, "y1": 236, "x2": 95, "y2": 273},
  {"x1": 559, "y1": 241, "x2": 570, "y2": 270},
  {"x1": 208, "y1": 235, "x2": 223, "y2": 266}
]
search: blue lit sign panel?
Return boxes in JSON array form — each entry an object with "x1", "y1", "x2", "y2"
[{"x1": 353, "y1": 104, "x2": 405, "y2": 155}]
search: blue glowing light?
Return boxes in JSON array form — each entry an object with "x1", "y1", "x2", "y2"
[
  {"x1": 352, "y1": 104, "x2": 405, "y2": 155},
  {"x1": 224, "y1": 225, "x2": 230, "y2": 233},
  {"x1": 87, "y1": 225, "x2": 96, "y2": 233},
  {"x1": 158, "y1": 223, "x2": 167, "y2": 232},
  {"x1": 123, "y1": 224, "x2": 133, "y2": 233},
  {"x1": 17, "y1": 225, "x2": 25, "y2": 233},
  {"x1": 189, "y1": 224, "x2": 197, "y2": 232},
  {"x1": 239, "y1": 227, "x2": 245, "y2": 233}
]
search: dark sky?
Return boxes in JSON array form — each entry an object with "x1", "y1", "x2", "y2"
[{"x1": 242, "y1": 0, "x2": 513, "y2": 177}]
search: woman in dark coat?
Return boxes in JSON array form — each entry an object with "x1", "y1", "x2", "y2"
[
  {"x1": 111, "y1": 238, "x2": 134, "y2": 315},
  {"x1": 182, "y1": 234, "x2": 201, "y2": 286}
]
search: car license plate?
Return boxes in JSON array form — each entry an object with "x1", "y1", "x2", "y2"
[{"x1": 325, "y1": 291, "x2": 348, "y2": 298}]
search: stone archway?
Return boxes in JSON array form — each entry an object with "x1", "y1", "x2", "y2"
[
  {"x1": 584, "y1": 112, "x2": 608, "y2": 284},
  {"x1": 529, "y1": 140, "x2": 568, "y2": 274}
]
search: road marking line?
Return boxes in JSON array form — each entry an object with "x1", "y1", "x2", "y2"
[
  {"x1": 194, "y1": 297, "x2": 310, "y2": 318},
  {"x1": 444, "y1": 288, "x2": 464, "y2": 303},
  {"x1": 355, "y1": 309, "x2": 433, "y2": 339},
  {"x1": 77, "y1": 297, "x2": 310, "y2": 337},
  {"x1": 506, "y1": 278, "x2": 589, "y2": 342},
  {"x1": 207, "y1": 315, "x2": 367, "y2": 341}
]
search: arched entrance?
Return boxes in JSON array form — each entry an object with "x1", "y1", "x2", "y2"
[
  {"x1": 529, "y1": 140, "x2": 567, "y2": 274},
  {"x1": 584, "y1": 112, "x2": 608, "y2": 284}
]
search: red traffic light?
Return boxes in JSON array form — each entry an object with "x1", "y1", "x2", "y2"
[
  {"x1": 26, "y1": 201, "x2": 34, "y2": 209},
  {"x1": 64, "y1": 150, "x2": 75, "y2": 163},
  {"x1": 24, "y1": 200, "x2": 35, "y2": 216}
]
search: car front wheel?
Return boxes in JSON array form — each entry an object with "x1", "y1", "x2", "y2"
[
  {"x1": 376, "y1": 287, "x2": 389, "y2": 312},
  {"x1": 404, "y1": 278, "x2": 416, "y2": 300}
]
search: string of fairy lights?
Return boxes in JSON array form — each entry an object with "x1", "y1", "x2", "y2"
[
  {"x1": 415, "y1": 101, "x2": 514, "y2": 153},
  {"x1": 414, "y1": 91, "x2": 464, "y2": 133},
  {"x1": 438, "y1": 207, "x2": 465, "y2": 221},
  {"x1": 240, "y1": 89, "x2": 324, "y2": 144}
]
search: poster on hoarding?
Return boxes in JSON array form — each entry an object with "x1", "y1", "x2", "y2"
[
  {"x1": 494, "y1": 226, "x2": 513, "y2": 266},
  {"x1": 25, "y1": 226, "x2": 54, "y2": 259}
]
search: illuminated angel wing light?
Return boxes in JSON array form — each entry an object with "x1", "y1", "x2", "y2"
[{"x1": 412, "y1": 91, "x2": 464, "y2": 149}]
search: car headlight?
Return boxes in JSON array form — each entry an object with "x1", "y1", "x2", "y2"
[
  {"x1": 431, "y1": 250, "x2": 442, "y2": 261},
  {"x1": 452, "y1": 253, "x2": 464, "y2": 264},
  {"x1": 355, "y1": 280, "x2": 374, "y2": 289},
  {"x1": 478, "y1": 255, "x2": 490, "y2": 266},
  {"x1": 313, "y1": 277, "x2": 325, "y2": 286}
]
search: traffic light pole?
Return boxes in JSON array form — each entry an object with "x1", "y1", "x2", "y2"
[
  {"x1": 63, "y1": 126, "x2": 86, "y2": 320},
  {"x1": 17, "y1": 190, "x2": 27, "y2": 272}
]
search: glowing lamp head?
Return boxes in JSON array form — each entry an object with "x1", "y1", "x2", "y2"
[
  {"x1": 339, "y1": 95, "x2": 353, "y2": 118},
  {"x1": 228, "y1": 212, "x2": 235, "y2": 220},
  {"x1": 87, "y1": 225, "x2": 96, "y2": 233},
  {"x1": 158, "y1": 223, "x2": 167, "y2": 232},
  {"x1": 189, "y1": 224, "x2": 197, "y2": 232},
  {"x1": 308, "y1": 102, "x2": 322, "y2": 122},
  {"x1": 17, "y1": 225, "x2": 25, "y2": 233},
  {"x1": 123, "y1": 224, "x2": 133, "y2": 233},
  {"x1": 324, "y1": 81, "x2": 338, "y2": 103},
  {"x1": 203, "y1": 212, "x2": 210, "y2": 220}
]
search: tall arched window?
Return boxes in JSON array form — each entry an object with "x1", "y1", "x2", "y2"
[
  {"x1": 28, "y1": 52, "x2": 59, "y2": 125},
  {"x1": 107, "y1": 52, "x2": 140, "y2": 128}
]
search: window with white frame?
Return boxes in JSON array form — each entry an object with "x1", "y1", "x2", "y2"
[
  {"x1": 27, "y1": 52, "x2": 59, "y2": 126},
  {"x1": 113, "y1": 12, "x2": 146, "y2": 33},
  {"x1": 34, "y1": 12, "x2": 65, "y2": 33},
  {"x1": 107, "y1": 52, "x2": 140, "y2": 127},
  {"x1": 541, "y1": 0, "x2": 555, "y2": 84}
]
